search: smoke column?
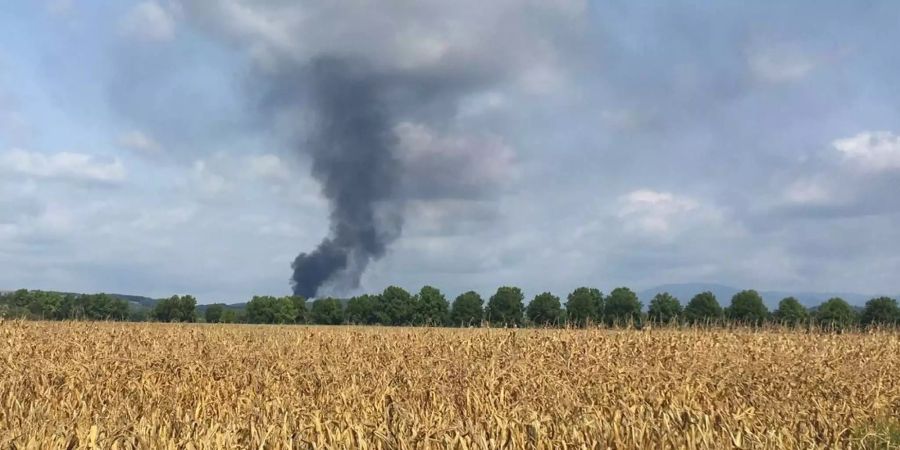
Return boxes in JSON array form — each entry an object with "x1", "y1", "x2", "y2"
[{"x1": 291, "y1": 57, "x2": 401, "y2": 298}]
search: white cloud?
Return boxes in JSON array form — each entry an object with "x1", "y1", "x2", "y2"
[
  {"x1": 394, "y1": 122, "x2": 516, "y2": 198},
  {"x1": 120, "y1": 1, "x2": 176, "y2": 42},
  {"x1": 0, "y1": 149, "x2": 126, "y2": 184},
  {"x1": 783, "y1": 179, "x2": 832, "y2": 205},
  {"x1": 191, "y1": 160, "x2": 230, "y2": 196},
  {"x1": 747, "y1": 43, "x2": 818, "y2": 83},
  {"x1": 616, "y1": 189, "x2": 715, "y2": 235},
  {"x1": 247, "y1": 154, "x2": 289, "y2": 181},
  {"x1": 117, "y1": 130, "x2": 162, "y2": 155},
  {"x1": 130, "y1": 206, "x2": 196, "y2": 231},
  {"x1": 833, "y1": 131, "x2": 900, "y2": 172}
]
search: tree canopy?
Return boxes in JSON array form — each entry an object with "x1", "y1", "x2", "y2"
[
  {"x1": 816, "y1": 297, "x2": 857, "y2": 329},
  {"x1": 245, "y1": 296, "x2": 297, "y2": 324},
  {"x1": 860, "y1": 297, "x2": 899, "y2": 326},
  {"x1": 773, "y1": 297, "x2": 808, "y2": 326},
  {"x1": 486, "y1": 286, "x2": 525, "y2": 326},
  {"x1": 604, "y1": 287, "x2": 642, "y2": 326},
  {"x1": 152, "y1": 295, "x2": 197, "y2": 323},
  {"x1": 647, "y1": 292, "x2": 682, "y2": 324},
  {"x1": 311, "y1": 298, "x2": 345, "y2": 325},
  {"x1": 565, "y1": 287, "x2": 603, "y2": 327},
  {"x1": 449, "y1": 291, "x2": 483, "y2": 326},
  {"x1": 684, "y1": 292, "x2": 723, "y2": 324},
  {"x1": 727, "y1": 290, "x2": 769, "y2": 325},
  {"x1": 413, "y1": 286, "x2": 449, "y2": 326},
  {"x1": 346, "y1": 294, "x2": 378, "y2": 325},
  {"x1": 527, "y1": 292, "x2": 562, "y2": 326},
  {"x1": 378, "y1": 286, "x2": 416, "y2": 325}
]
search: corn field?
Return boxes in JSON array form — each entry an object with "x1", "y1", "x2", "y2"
[{"x1": 1, "y1": 320, "x2": 899, "y2": 449}]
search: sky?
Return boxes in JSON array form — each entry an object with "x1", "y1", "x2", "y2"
[{"x1": 1, "y1": 1, "x2": 899, "y2": 303}]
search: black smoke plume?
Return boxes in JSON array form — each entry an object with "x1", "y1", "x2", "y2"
[{"x1": 291, "y1": 57, "x2": 401, "y2": 298}]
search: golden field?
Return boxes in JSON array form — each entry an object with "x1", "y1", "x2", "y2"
[{"x1": 1, "y1": 321, "x2": 899, "y2": 449}]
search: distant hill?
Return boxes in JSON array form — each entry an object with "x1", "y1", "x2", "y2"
[{"x1": 638, "y1": 283, "x2": 883, "y2": 309}]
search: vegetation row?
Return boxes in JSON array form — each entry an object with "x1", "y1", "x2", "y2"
[{"x1": 2, "y1": 286, "x2": 898, "y2": 330}]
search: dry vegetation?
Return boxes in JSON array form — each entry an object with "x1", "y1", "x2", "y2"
[{"x1": 1, "y1": 320, "x2": 899, "y2": 449}]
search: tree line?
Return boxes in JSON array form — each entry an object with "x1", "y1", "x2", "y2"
[{"x1": 3, "y1": 286, "x2": 898, "y2": 330}]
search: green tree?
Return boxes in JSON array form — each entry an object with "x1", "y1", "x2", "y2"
[
  {"x1": 413, "y1": 286, "x2": 449, "y2": 326},
  {"x1": 449, "y1": 291, "x2": 483, "y2": 326},
  {"x1": 205, "y1": 304, "x2": 226, "y2": 323},
  {"x1": 773, "y1": 297, "x2": 808, "y2": 326},
  {"x1": 860, "y1": 297, "x2": 899, "y2": 326},
  {"x1": 290, "y1": 296, "x2": 308, "y2": 324},
  {"x1": 378, "y1": 286, "x2": 416, "y2": 325},
  {"x1": 565, "y1": 287, "x2": 603, "y2": 327},
  {"x1": 80, "y1": 294, "x2": 129, "y2": 321},
  {"x1": 486, "y1": 286, "x2": 525, "y2": 326},
  {"x1": 28, "y1": 291, "x2": 63, "y2": 319},
  {"x1": 684, "y1": 291, "x2": 723, "y2": 324},
  {"x1": 526, "y1": 292, "x2": 562, "y2": 326},
  {"x1": 129, "y1": 308, "x2": 149, "y2": 322},
  {"x1": 816, "y1": 297, "x2": 857, "y2": 330},
  {"x1": 58, "y1": 294, "x2": 84, "y2": 319},
  {"x1": 220, "y1": 309, "x2": 238, "y2": 323},
  {"x1": 152, "y1": 295, "x2": 196, "y2": 322},
  {"x1": 311, "y1": 297, "x2": 345, "y2": 325},
  {"x1": 346, "y1": 294, "x2": 378, "y2": 324},
  {"x1": 647, "y1": 292, "x2": 682, "y2": 324},
  {"x1": 727, "y1": 290, "x2": 769, "y2": 325},
  {"x1": 604, "y1": 287, "x2": 642, "y2": 326},
  {"x1": 246, "y1": 296, "x2": 296, "y2": 324},
  {"x1": 10, "y1": 289, "x2": 31, "y2": 308}
]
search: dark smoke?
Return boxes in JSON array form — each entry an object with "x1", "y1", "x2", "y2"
[{"x1": 291, "y1": 57, "x2": 402, "y2": 298}]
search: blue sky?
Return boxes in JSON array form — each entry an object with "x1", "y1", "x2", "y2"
[{"x1": 2, "y1": 1, "x2": 900, "y2": 303}]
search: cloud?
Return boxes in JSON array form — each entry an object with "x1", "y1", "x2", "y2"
[
  {"x1": 394, "y1": 122, "x2": 516, "y2": 200},
  {"x1": 0, "y1": 149, "x2": 126, "y2": 184},
  {"x1": 247, "y1": 154, "x2": 289, "y2": 182},
  {"x1": 191, "y1": 159, "x2": 230, "y2": 196},
  {"x1": 616, "y1": 190, "x2": 720, "y2": 236},
  {"x1": 120, "y1": 1, "x2": 177, "y2": 42},
  {"x1": 117, "y1": 129, "x2": 163, "y2": 155},
  {"x1": 179, "y1": 0, "x2": 584, "y2": 88},
  {"x1": 783, "y1": 179, "x2": 832, "y2": 205},
  {"x1": 833, "y1": 131, "x2": 900, "y2": 172},
  {"x1": 747, "y1": 44, "x2": 818, "y2": 83}
]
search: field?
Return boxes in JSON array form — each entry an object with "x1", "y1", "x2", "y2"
[{"x1": 2, "y1": 321, "x2": 899, "y2": 449}]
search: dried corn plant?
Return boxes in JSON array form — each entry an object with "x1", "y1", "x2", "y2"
[{"x1": 1, "y1": 320, "x2": 899, "y2": 449}]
